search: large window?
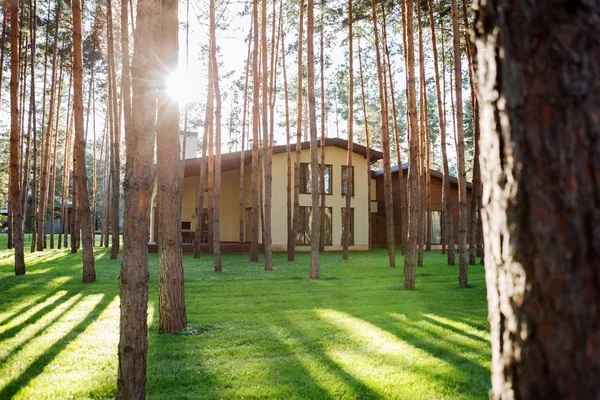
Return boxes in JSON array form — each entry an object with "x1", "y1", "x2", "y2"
[
  {"x1": 431, "y1": 211, "x2": 442, "y2": 245},
  {"x1": 341, "y1": 207, "x2": 355, "y2": 246},
  {"x1": 341, "y1": 165, "x2": 355, "y2": 196},
  {"x1": 296, "y1": 206, "x2": 332, "y2": 245},
  {"x1": 299, "y1": 163, "x2": 332, "y2": 195}
]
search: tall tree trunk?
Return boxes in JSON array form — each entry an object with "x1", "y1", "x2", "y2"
[
  {"x1": 9, "y1": 0, "x2": 25, "y2": 274},
  {"x1": 461, "y1": 0, "x2": 480, "y2": 266},
  {"x1": 193, "y1": 59, "x2": 211, "y2": 259},
  {"x1": 440, "y1": 19, "x2": 455, "y2": 265},
  {"x1": 28, "y1": 0, "x2": 38, "y2": 253},
  {"x1": 72, "y1": 0, "x2": 96, "y2": 282},
  {"x1": 318, "y1": 1, "x2": 326, "y2": 253},
  {"x1": 116, "y1": 0, "x2": 157, "y2": 393},
  {"x1": 381, "y1": 4, "x2": 406, "y2": 255},
  {"x1": 50, "y1": 61, "x2": 65, "y2": 249},
  {"x1": 36, "y1": 0, "x2": 60, "y2": 252},
  {"x1": 0, "y1": 12, "x2": 6, "y2": 107},
  {"x1": 282, "y1": 16, "x2": 293, "y2": 256},
  {"x1": 417, "y1": 0, "x2": 426, "y2": 266},
  {"x1": 250, "y1": 0, "x2": 261, "y2": 262},
  {"x1": 261, "y1": 0, "x2": 272, "y2": 271},
  {"x1": 107, "y1": 0, "x2": 121, "y2": 259},
  {"x1": 475, "y1": 1, "x2": 600, "y2": 397},
  {"x1": 371, "y1": 0, "x2": 395, "y2": 268},
  {"x1": 307, "y1": 0, "x2": 320, "y2": 279},
  {"x1": 239, "y1": 19, "x2": 252, "y2": 251},
  {"x1": 402, "y1": 0, "x2": 418, "y2": 287},
  {"x1": 121, "y1": 0, "x2": 132, "y2": 143},
  {"x1": 289, "y1": 0, "x2": 304, "y2": 262},
  {"x1": 342, "y1": 0, "x2": 353, "y2": 260},
  {"x1": 210, "y1": 0, "x2": 223, "y2": 271},
  {"x1": 21, "y1": 0, "x2": 36, "y2": 238},
  {"x1": 358, "y1": 42, "x2": 371, "y2": 251},
  {"x1": 157, "y1": 0, "x2": 187, "y2": 332},
  {"x1": 451, "y1": 0, "x2": 468, "y2": 287}
]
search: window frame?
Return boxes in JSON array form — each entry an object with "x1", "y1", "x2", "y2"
[
  {"x1": 296, "y1": 206, "x2": 333, "y2": 246},
  {"x1": 299, "y1": 162, "x2": 333, "y2": 195},
  {"x1": 341, "y1": 165, "x2": 355, "y2": 197}
]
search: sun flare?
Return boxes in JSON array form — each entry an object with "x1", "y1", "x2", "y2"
[{"x1": 166, "y1": 68, "x2": 198, "y2": 105}]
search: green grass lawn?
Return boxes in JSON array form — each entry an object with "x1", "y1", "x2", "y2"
[{"x1": 0, "y1": 233, "x2": 491, "y2": 399}]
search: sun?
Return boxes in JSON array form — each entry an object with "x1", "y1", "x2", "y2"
[{"x1": 166, "y1": 68, "x2": 197, "y2": 105}]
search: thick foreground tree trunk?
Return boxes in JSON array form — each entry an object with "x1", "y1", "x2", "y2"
[
  {"x1": 156, "y1": 0, "x2": 187, "y2": 333},
  {"x1": 72, "y1": 0, "x2": 96, "y2": 282},
  {"x1": 116, "y1": 0, "x2": 157, "y2": 395},
  {"x1": 475, "y1": 1, "x2": 600, "y2": 398},
  {"x1": 9, "y1": 0, "x2": 24, "y2": 275}
]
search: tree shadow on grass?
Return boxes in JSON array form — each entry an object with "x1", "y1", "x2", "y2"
[
  {"x1": 0, "y1": 290, "x2": 75, "y2": 339},
  {"x1": 420, "y1": 314, "x2": 489, "y2": 344},
  {"x1": 0, "y1": 293, "x2": 85, "y2": 366},
  {"x1": 0, "y1": 292, "x2": 116, "y2": 399},
  {"x1": 342, "y1": 311, "x2": 491, "y2": 397},
  {"x1": 0, "y1": 288, "x2": 68, "y2": 328},
  {"x1": 277, "y1": 316, "x2": 383, "y2": 399}
]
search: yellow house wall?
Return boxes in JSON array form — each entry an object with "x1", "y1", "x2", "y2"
[
  {"x1": 270, "y1": 146, "x2": 371, "y2": 251},
  {"x1": 150, "y1": 145, "x2": 373, "y2": 251},
  {"x1": 150, "y1": 169, "x2": 241, "y2": 242}
]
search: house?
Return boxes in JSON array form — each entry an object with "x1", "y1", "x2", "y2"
[
  {"x1": 371, "y1": 164, "x2": 472, "y2": 248},
  {"x1": 149, "y1": 138, "x2": 383, "y2": 252}
]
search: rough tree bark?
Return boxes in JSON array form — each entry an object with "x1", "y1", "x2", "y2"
[
  {"x1": 371, "y1": 0, "x2": 395, "y2": 268},
  {"x1": 402, "y1": 0, "x2": 418, "y2": 288},
  {"x1": 282, "y1": 17, "x2": 293, "y2": 256},
  {"x1": 107, "y1": 0, "x2": 121, "y2": 259},
  {"x1": 342, "y1": 0, "x2": 353, "y2": 261},
  {"x1": 382, "y1": 6, "x2": 406, "y2": 254},
  {"x1": 440, "y1": 20, "x2": 455, "y2": 265},
  {"x1": 450, "y1": 0, "x2": 468, "y2": 287},
  {"x1": 239, "y1": 19, "x2": 252, "y2": 251},
  {"x1": 50, "y1": 61, "x2": 65, "y2": 250},
  {"x1": 261, "y1": 0, "x2": 272, "y2": 271},
  {"x1": 193, "y1": 53, "x2": 212, "y2": 259},
  {"x1": 427, "y1": 0, "x2": 453, "y2": 261},
  {"x1": 318, "y1": 2, "x2": 326, "y2": 253},
  {"x1": 307, "y1": 0, "x2": 320, "y2": 279},
  {"x1": 210, "y1": 0, "x2": 223, "y2": 272},
  {"x1": 36, "y1": 0, "x2": 60, "y2": 252},
  {"x1": 156, "y1": 0, "x2": 187, "y2": 332},
  {"x1": 72, "y1": 0, "x2": 96, "y2": 282},
  {"x1": 474, "y1": 1, "x2": 600, "y2": 398},
  {"x1": 9, "y1": 0, "x2": 24, "y2": 275},
  {"x1": 289, "y1": 0, "x2": 304, "y2": 262},
  {"x1": 115, "y1": 0, "x2": 157, "y2": 394},
  {"x1": 250, "y1": 0, "x2": 260, "y2": 262},
  {"x1": 358, "y1": 42, "x2": 371, "y2": 251}
]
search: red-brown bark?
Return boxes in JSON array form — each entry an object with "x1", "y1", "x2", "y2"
[{"x1": 475, "y1": 1, "x2": 600, "y2": 397}]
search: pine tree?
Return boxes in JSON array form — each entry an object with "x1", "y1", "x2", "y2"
[
  {"x1": 9, "y1": 0, "x2": 24, "y2": 275},
  {"x1": 475, "y1": 1, "x2": 600, "y2": 396},
  {"x1": 116, "y1": 0, "x2": 158, "y2": 393},
  {"x1": 451, "y1": 0, "x2": 468, "y2": 287},
  {"x1": 342, "y1": 0, "x2": 353, "y2": 261},
  {"x1": 371, "y1": 0, "x2": 395, "y2": 268},
  {"x1": 307, "y1": 0, "x2": 320, "y2": 279},
  {"x1": 402, "y1": 0, "x2": 419, "y2": 288},
  {"x1": 72, "y1": 0, "x2": 96, "y2": 282}
]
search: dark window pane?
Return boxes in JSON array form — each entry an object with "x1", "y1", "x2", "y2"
[{"x1": 341, "y1": 165, "x2": 355, "y2": 196}]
